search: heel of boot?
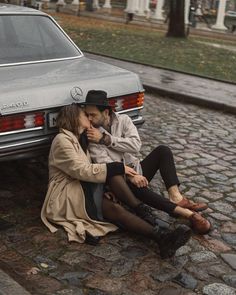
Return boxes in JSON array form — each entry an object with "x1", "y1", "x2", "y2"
[{"x1": 157, "y1": 225, "x2": 191, "y2": 259}]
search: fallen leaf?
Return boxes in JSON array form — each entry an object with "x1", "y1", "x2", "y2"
[
  {"x1": 27, "y1": 267, "x2": 40, "y2": 275},
  {"x1": 40, "y1": 263, "x2": 49, "y2": 268}
]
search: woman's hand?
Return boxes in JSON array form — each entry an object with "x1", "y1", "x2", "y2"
[
  {"x1": 104, "y1": 191, "x2": 118, "y2": 203},
  {"x1": 124, "y1": 165, "x2": 138, "y2": 176},
  {"x1": 128, "y1": 174, "x2": 149, "y2": 188}
]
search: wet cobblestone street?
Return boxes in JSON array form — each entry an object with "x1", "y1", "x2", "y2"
[{"x1": 0, "y1": 94, "x2": 235, "y2": 295}]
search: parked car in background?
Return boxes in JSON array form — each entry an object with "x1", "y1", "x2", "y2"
[
  {"x1": 225, "y1": 10, "x2": 236, "y2": 18},
  {"x1": 0, "y1": 4, "x2": 144, "y2": 161},
  {"x1": 225, "y1": 10, "x2": 236, "y2": 32}
]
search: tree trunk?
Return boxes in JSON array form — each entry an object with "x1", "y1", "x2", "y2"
[{"x1": 166, "y1": 0, "x2": 186, "y2": 38}]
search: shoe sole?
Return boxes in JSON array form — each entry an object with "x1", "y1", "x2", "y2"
[
  {"x1": 181, "y1": 205, "x2": 208, "y2": 212},
  {"x1": 193, "y1": 206, "x2": 208, "y2": 212},
  {"x1": 192, "y1": 221, "x2": 212, "y2": 235},
  {"x1": 160, "y1": 226, "x2": 192, "y2": 259}
]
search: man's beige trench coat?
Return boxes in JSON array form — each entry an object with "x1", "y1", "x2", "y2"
[{"x1": 41, "y1": 129, "x2": 118, "y2": 243}]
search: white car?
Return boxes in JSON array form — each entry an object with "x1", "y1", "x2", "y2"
[
  {"x1": 0, "y1": 4, "x2": 144, "y2": 161},
  {"x1": 225, "y1": 10, "x2": 236, "y2": 18}
]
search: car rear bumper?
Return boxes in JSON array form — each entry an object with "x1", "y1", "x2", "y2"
[
  {"x1": 0, "y1": 115, "x2": 144, "y2": 162},
  {"x1": 0, "y1": 136, "x2": 54, "y2": 161}
]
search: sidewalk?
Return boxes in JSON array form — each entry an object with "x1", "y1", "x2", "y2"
[{"x1": 86, "y1": 52, "x2": 236, "y2": 114}]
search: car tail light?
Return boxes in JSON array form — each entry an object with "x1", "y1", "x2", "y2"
[
  {"x1": 0, "y1": 112, "x2": 45, "y2": 133},
  {"x1": 109, "y1": 92, "x2": 144, "y2": 112}
]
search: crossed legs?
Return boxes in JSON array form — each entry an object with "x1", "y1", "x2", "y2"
[
  {"x1": 107, "y1": 174, "x2": 193, "y2": 219},
  {"x1": 102, "y1": 197, "x2": 192, "y2": 259}
]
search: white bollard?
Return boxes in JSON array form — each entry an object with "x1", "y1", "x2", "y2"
[
  {"x1": 56, "y1": 0, "x2": 66, "y2": 6},
  {"x1": 56, "y1": 0, "x2": 66, "y2": 13},
  {"x1": 136, "y1": 0, "x2": 149, "y2": 16},
  {"x1": 125, "y1": 0, "x2": 139, "y2": 14},
  {"x1": 72, "y1": 0, "x2": 79, "y2": 5},
  {"x1": 185, "y1": 0, "x2": 190, "y2": 24},
  {"x1": 152, "y1": 0, "x2": 164, "y2": 21},
  {"x1": 103, "y1": 0, "x2": 111, "y2": 9},
  {"x1": 41, "y1": 0, "x2": 50, "y2": 9},
  {"x1": 212, "y1": 0, "x2": 227, "y2": 30},
  {"x1": 93, "y1": 0, "x2": 100, "y2": 9}
]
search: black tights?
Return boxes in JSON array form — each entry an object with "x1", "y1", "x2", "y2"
[{"x1": 102, "y1": 198, "x2": 154, "y2": 237}]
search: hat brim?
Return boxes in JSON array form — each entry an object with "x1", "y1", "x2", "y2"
[{"x1": 79, "y1": 102, "x2": 112, "y2": 108}]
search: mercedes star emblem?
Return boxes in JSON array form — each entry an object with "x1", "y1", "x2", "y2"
[{"x1": 70, "y1": 87, "x2": 83, "y2": 101}]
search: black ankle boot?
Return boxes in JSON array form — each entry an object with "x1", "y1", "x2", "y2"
[
  {"x1": 153, "y1": 224, "x2": 191, "y2": 259},
  {"x1": 134, "y1": 203, "x2": 156, "y2": 226}
]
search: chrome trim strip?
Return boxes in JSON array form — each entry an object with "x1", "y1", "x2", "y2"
[
  {"x1": 0, "y1": 126, "x2": 43, "y2": 136},
  {"x1": 0, "y1": 12, "x2": 45, "y2": 15},
  {"x1": 132, "y1": 116, "x2": 143, "y2": 123},
  {"x1": 0, "y1": 56, "x2": 83, "y2": 67},
  {"x1": 0, "y1": 138, "x2": 49, "y2": 150},
  {"x1": 117, "y1": 106, "x2": 143, "y2": 114}
]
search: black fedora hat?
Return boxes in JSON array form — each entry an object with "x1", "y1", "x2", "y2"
[{"x1": 82, "y1": 90, "x2": 111, "y2": 108}]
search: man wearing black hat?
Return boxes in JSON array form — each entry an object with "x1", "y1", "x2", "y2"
[{"x1": 82, "y1": 90, "x2": 211, "y2": 235}]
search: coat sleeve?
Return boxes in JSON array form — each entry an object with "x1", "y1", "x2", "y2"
[
  {"x1": 51, "y1": 134, "x2": 107, "y2": 183},
  {"x1": 108, "y1": 115, "x2": 141, "y2": 153}
]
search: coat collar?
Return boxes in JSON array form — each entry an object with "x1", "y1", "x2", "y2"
[
  {"x1": 60, "y1": 128, "x2": 79, "y2": 144},
  {"x1": 59, "y1": 128, "x2": 90, "y2": 159}
]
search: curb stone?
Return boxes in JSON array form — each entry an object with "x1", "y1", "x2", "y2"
[
  {"x1": 0, "y1": 269, "x2": 31, "y2": 295},
  {"x1": 85, "y1": 52, "x2": 236, "y2": 115}
]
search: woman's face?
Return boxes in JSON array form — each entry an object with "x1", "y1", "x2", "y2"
[{"x1": 78, "y1": 109, "x2": 91, "y2": 131}]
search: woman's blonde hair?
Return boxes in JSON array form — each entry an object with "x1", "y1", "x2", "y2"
[{"x1": 56, "y1": 103, "x2": 82, "y2": 138}]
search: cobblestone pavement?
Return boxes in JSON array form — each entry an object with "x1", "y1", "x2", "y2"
[{"x1": 0, "y1": 94, "x2": 236, "y2": 295}]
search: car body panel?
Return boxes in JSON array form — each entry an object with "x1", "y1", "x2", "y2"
[
  {"x1": 0, "y1": 57, "x2": 143, "y2": 116},
  {"x1": 0, "y1": 4, "x2": 145, "y2": 161}
]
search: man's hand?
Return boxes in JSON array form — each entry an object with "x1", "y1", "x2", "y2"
[
  {"x1": 87, "y1": 126, "x2": 103, "y2": 143},
  {"x1": 128, "y1": 174, "x2": 148, "y2": 188}
]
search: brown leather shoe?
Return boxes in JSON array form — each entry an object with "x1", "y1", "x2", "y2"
[
  {"x1": 177, "y1": 197, "x2": 208, "y2": 212},
  {"x1": 189, "y1": 212, "x2": 211, "y2": 235}
]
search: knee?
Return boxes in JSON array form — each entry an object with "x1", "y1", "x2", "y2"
[
  {"x1": 110, "y1": 202, "x2": 124, "y2": 214},
  {"x1": 104, "y1": 201, "x2": 124, "y2": 216},
  {"x1": 155, "y1": 145, "x2": 172, "y2": 156}
]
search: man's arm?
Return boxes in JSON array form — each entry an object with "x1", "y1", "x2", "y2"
[
  {"x1": 108, "y1": 115, "x2": 141, "y2": 153},
  {"x1": 87, "y1": 114, "x2": 141, "y2": 154}
]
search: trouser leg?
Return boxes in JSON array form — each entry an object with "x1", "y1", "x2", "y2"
[{"x1": 140, "y1": 145, "x2": 180, "y2": 190}]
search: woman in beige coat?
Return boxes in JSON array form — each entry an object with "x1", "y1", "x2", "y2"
[{"x1": 41, "y1": 104, "x2": 191, "y2": 259}]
